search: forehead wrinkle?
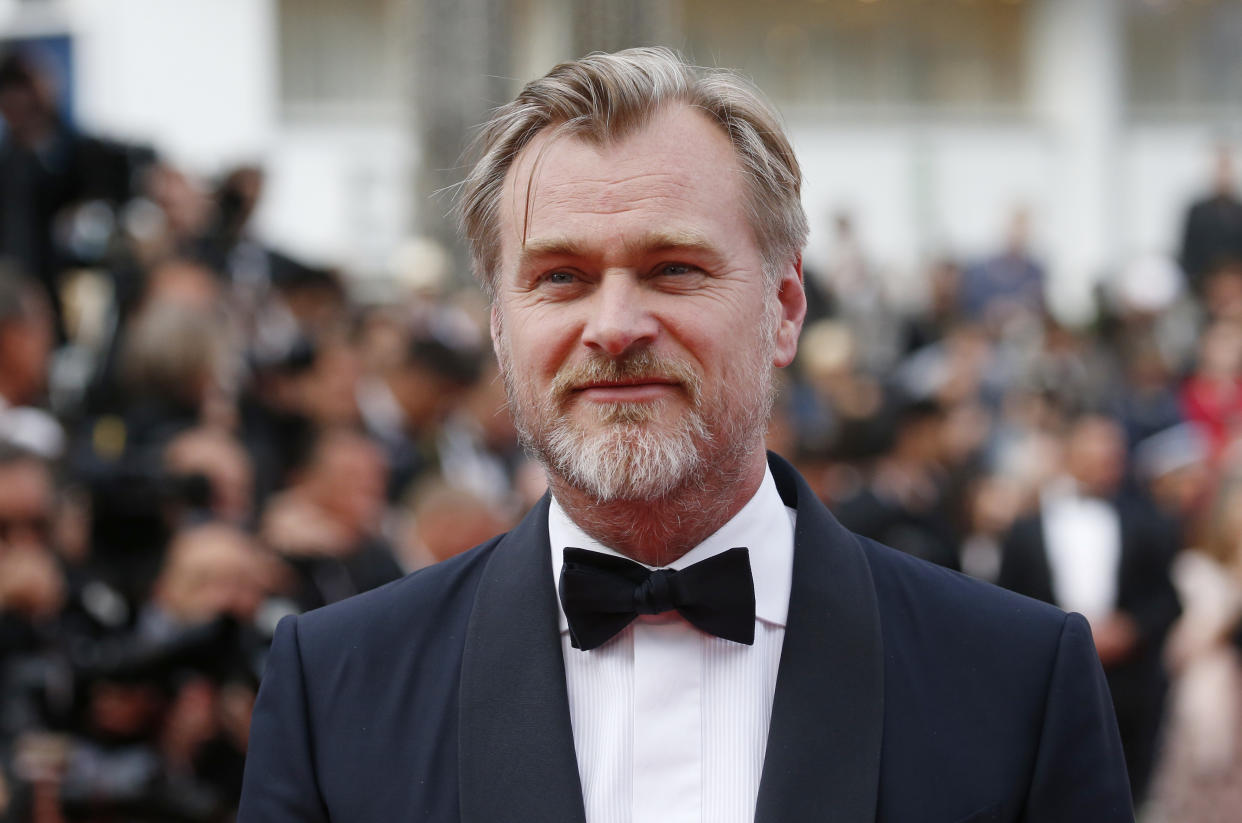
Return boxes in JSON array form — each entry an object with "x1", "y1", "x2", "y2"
[
  {"x1": 513, "y1": 119, "x2": 668, "y2": 250},
  {"x1": 534, "y1": 169, "x2": 699, "y2": 215},
  {"x1": 569, "y1": 169, "x2": 691, "y2": 190}
]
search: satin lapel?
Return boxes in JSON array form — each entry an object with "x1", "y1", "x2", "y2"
[
  {"x1": 458, "y1": 495, "x2": 587, "y2": 823},
  {"x1": 755, "y1": 455, "x2": 884, "y2": 823}
]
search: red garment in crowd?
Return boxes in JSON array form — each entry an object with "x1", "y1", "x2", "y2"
[{"x1": 1181, "y1": 375, "x2": 1242, "y2": 459}]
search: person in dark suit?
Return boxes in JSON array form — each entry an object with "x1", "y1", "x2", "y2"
[
  {"x1": 999, "y1": 413, "x2": 1180, "y2": 807},
  {"x1": 0, "y1": 50, "x2": 154, "y2": 338},
  {"x1": 239, "y1": 48, "x2": 1132, "y2": 823},
  {"x1": 1179, "y1": 146, "x2": 1242, "y2": 295}
]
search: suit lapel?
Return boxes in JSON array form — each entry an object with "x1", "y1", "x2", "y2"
[
  {"x1": 458, "y1": 495, "x2": 588, "y2": 823},
  {"x1": 756, "y1": 455, "x2": 885, "y2": 823}
]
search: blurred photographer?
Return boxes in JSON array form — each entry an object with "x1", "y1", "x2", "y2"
[
  {"x1": 0, "y1": 49, "x2": 154, "y2": 339},
  {"x1": 138, "y1": 524, "x2": 267, "y2": 792},
  {"x1": 0, "y1": 445, "x2": 66, "y2": 823},
  {"x1": 0, "y1": 445, "x2": 66, "y2": 662},
  {"x1": 260, "y1": 427, "x2": 401, "y2": 610},
  {"x1": 0, "y1": 267, "x2": 62, "y2": 460},
  {"x1": 162, "y1": 427, "x2": 255, "y2": 529},
  {"x1": 4, "y1": 523, "x2": 269, "y2": 823}
]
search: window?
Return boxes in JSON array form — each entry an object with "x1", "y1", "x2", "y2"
[
  {"x1": 278, "y1": 0, "x2": 405, "y2": 116},
  {"x1": 1126, "y1": 0, "x2": 1242, "y2": 116},
  {"x1": 681, "y1": 0, "x2": 1029, "y2": 114}
]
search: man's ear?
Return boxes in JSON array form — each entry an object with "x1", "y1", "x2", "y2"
[{"x1": 772, "y1": 255, "x2": 806, "y2": 369}]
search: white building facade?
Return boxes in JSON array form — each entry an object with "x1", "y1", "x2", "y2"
[{"x1": 1, "y1": 0, "x2": 1238, "y2": 317}]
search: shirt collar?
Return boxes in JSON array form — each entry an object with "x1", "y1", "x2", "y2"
[{"x1": 548, "y1": 464, "x2": 795, "y2": 633}]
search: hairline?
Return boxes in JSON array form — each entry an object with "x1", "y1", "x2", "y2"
[
  {"x1": 505, "y1": 106, "x2": 774, "y2": 279},
  {"x1": 461, "y1": 51, "x2": 806, "y2": 301}
]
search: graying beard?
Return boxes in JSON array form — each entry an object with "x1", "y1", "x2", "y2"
[
  {"x1": 541, "y1": 402, "x2": 710, "y2": 502},
  {"x1": 496, "y1": 285, "x2": 780, "y2": 504}
]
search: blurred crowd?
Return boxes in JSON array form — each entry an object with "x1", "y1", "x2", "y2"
[
  {"x1": 0, "y1": 50, "x2": 533, "y2": 822},
  {"x1": 3, "y1": 46, "x2": 1242, "y2": 822}
]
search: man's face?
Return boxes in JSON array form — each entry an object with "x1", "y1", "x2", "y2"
[
  {"x1": 158, "y1": 529, "x2": 264, "y2": 624},
  {"x1": 491, "y1": 104, "x2": 804, "y2": 501},
  {"x1": 1065, "y1": 417, "x2": 1125, "y2": 499},
  {"x1": 0, "y1": 298, "x2": 53, "y2": 405},
  {"x1": 0, "y1": 458, "x2": 53, "y2": 553},
  {"x1": 308, "y1": 433, "x2": 388, "y2": 534}
]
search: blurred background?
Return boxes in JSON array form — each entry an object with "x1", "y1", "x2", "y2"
[{"x1": 2, "y1": 0, "x2": 1242, "y2": 820}]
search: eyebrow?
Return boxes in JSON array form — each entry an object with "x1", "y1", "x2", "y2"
[{"x1": 517, "y1": 230, "x2": 721, "y2": 271}]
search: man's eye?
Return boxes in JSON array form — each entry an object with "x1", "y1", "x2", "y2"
[
  {"x1": 657, "y1": 263, "x2": 696, "y2": 276},
  {"x1": 546, "y1": 271, "x2": 578, "y2": 285}
]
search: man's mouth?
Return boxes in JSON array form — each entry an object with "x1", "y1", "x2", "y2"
[
  {"x1": 550, "y1": 350, "x2": 702, "y2": 409},
  {"x1": 573, "y1": 378, "x2": 679, "y2": 402}
]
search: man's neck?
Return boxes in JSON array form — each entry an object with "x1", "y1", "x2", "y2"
[{"x1": 548, "y1": 448, "x2": 768, "y2": 567}]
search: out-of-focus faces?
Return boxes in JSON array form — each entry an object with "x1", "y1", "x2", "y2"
[
  {"x1": 303, "y1": 430, "x2": 388, "y2": 535},
  {"x1": 144, "y1": 259, "x2": 222, "y2": 311},
  {"x1": 155, "y1": 524, "x2": 265, "y2": 625},
  {"x1": 0, "y1": 456, "x2": 53, "y2": 553},
  {"x1": 1197, "y1": 320, "x2": 1242, "y2": 379},
  {"x1": 1214, "y1": 145, "x2": 1236, "y2": 196},
  {"x1": 0, "y1": 290, "x2": 53, "y2": 405},
  {"x1": 1063, "y1": 416, "x2": 1127, "y2": 499},
  {"x1": 164, "y1": 427, "x2": 255, "y2": 525},
  {"x1": 402, "y1": 484, "x2": 512, "y2": 567},
  {"x1": 144, "y1": 164, "x2": 214, "y2": 241},
  {"x1": 1204, "y1": 267, "x2": 1242, "y2": 323},
  {"x1": 0, "y1": 456, "x2": 64, "y2": 618},
  {"x1": 300, "y1": 341, "x2": 361, "y2": 427}
]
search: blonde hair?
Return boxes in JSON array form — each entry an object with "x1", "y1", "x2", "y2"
[{"x1": 458, "y1": 47, "x2": 808, "y2": 298}]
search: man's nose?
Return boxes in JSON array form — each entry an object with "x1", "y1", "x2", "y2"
[{"x1": 581, "y1": 274, "x2": 659, "y2": 356}]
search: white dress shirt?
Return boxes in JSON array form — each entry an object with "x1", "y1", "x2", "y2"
[
  {"x1": 548, "y1": 466, "x2": 796, "y2": 823},
  {"x1": 1040, "y1": 478, "x2": 1122, "y2": 620}
]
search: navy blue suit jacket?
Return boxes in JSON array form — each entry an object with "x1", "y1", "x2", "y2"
[{"x1": 238, "y1": 454, "x2": 1132, "y2": 822}]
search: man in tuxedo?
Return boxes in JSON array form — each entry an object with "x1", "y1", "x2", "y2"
[
  {"x1": 999, "y1": 414, "x2": 1180, "y2": 807},
  {"x1": 239, "y1": 48, "x2": 1132, "y2": 822}
]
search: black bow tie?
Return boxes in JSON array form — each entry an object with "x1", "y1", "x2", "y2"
[{"x1": 558, "y1": 547, "x2": 756, "y2": 651}]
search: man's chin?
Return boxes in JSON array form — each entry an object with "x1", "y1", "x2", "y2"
[
  {"x1": 539, "y1": 417, "x2": 706, "y2": 503},
  {"x1": 565, "y1": 395, "x2": 697, "y2": 432}
]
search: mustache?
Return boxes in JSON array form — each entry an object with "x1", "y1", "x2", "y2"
[{"x1": 550, "y1": 349, "x2": 701, "y2": 403}]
